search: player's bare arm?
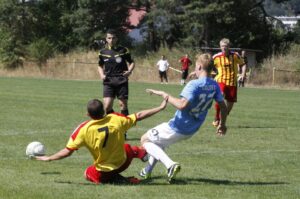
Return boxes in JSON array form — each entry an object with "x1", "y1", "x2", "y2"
[
  {"x1": 97, "y1": 65, "x2": 106, "y2": 80},
  {"x1": 123, "y1": 62, "x2": 135, "y2": 77},
  {"x1": 146, "y1": 89, "x2": 168, "y2": 98},
  {"x1": 36, "y1": 148, "x2": 73, "y2": 162},
  {"x1": 135, "y1": 97, "x2": 168, "y2": 121},
  {"x1": 146, "y1": 89, "x2": 189, "y2": 110},
  {"x1": 241, "y1": 63, "x2": 247, "y2": 81}
]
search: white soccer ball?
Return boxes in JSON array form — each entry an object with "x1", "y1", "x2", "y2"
[{"x1": 26, "y1": 141, "x2": 46, "y2": 157}]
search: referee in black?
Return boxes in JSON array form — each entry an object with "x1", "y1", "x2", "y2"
[{"x1": 98, "y1": 29, "x2": 135, "y2": 132}]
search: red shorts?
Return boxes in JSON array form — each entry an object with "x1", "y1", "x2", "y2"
[
  {"x1": 84, "y1": 144, "x2": 134, "y2": 184},
  {"x1": 218, "y1": 82, "x2": 237, "y2": 102}
]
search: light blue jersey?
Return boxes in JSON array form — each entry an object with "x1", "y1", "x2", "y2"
[{"x1": 168, "y1": 77, "x2": 224, "y2": 135}]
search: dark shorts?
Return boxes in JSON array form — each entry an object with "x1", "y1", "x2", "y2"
[
  {"x1": 103, "y1": 76, "x2": 128, "y2": 99},
  {"x1": 182, "y1": 69, "x2": 188, "y2": 79},
  {"x1": 159, "y1": 71, "x2": 167, "y2": 78},
  {"x1": 84, "y1": 144, "x2": 134, "y2": 184},
  {"x1": 218, "y1": 82, "x2": 237, "y2": 102}
]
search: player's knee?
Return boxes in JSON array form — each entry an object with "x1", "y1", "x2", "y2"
[
  {"x1": 141, "y1": 133, "x2": 150, "y2": 146},
  {"x1": 118, "y1": 101, "x2": 127, "y2": 109}
]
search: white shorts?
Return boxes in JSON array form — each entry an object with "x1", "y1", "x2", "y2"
[{"x1": 146, "y1": 122, "x2": 192, "y2": 148}]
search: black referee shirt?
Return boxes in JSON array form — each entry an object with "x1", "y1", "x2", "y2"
[{"x1": 98, "y1": 46, "x2": 134, "y2": 77}]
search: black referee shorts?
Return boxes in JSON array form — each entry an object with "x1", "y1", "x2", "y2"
[{"x1": 103, "y1": 82, "x2": 129, "y2": 100}]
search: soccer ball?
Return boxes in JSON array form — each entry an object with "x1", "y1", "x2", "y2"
[{"x1": 26, "y1": 141, "x2": 46, "y2": 157}]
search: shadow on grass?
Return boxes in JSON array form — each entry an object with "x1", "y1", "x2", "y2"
[
  {"x1": 182, "y1": 177, "x2": 288, "y2": 186},
  {"x1": 54, "y1": 180, "x2": 96, "y2": 186},
  {"x1": 233, "y1": 125, "x2": 285, "y2": 129},
  {"x1": 125, "y1": 137, "x2": 140, "y2": 141},
  {"x1": 52, "y1": 176, "x2": 288, "y2": 186},
  {"x1": 140, "y1": 176, "x2": 288, "y2": 186},
  {"x1": 40, "y1": 171, "x2": 61, "y2": 175}
]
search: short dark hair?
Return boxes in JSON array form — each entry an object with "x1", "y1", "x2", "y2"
[
  {"x1": 87, "y1": 99, "x2": 105, "y2": 119},
  {"x1": 106, "y1": 29, "x2": 117, "y2": 36}
]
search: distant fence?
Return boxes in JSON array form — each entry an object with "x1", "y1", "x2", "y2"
[
  {"x1": 272, "y1": 67, "x2": 300, "y2": 85},
  {"x1": 20, "y1": 59, "x2": 183, "y2": 83}
]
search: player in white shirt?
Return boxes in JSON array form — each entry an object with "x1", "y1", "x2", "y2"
[{"x1": 157, "y1": 55, "x2": 170, "y2": 84}]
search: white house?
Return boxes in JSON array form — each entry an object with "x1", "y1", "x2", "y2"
[{"x1": 274, "y1": 16, "x2": 300, "y2": 30}]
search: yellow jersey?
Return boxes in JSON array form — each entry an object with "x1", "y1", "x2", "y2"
[
  {"x1": 213, "y1": 51, "x2": 245, "y2": 86},
  {"x1": 66, "y1": 113, "x2": 137, "y2": 172}
]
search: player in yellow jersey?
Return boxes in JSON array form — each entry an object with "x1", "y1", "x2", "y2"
[
  {"x1": 212, "y1": 38, "x2": 247, "y2": 126},
  {"x1": 36, "y1": 96, "x2": 168, "y2": 184}
]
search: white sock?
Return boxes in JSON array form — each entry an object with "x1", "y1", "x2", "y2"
[
  {"x1": 145, "y1": 155, "x2": 158, "y2": 173},
  {"x1": 143, "y1": 142, "x2": 175, "y2": 169}
]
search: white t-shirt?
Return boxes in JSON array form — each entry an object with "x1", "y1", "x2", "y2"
[{"x1": 157, "y1": 60, "x2": 169, "y2": 72}]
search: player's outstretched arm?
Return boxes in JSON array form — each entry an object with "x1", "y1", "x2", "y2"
[
  {"x1": 146, "y1": 89, "x2": 168, "y2": 98},
  {"x1": 36, "y1": 148, "x2": 74, "y2": 162},
  {"x1": 135, "y1": 96, "x2": 168, "y2": 121},
  {"x1": 146, "y1": 89, "x2": 189, "y2": 110}
]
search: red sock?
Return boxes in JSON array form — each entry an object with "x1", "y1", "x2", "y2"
[
  {"x1": 131, "y1": 146, "x2": 146, "y2": 159},
  {"x1": 127, "y1": 177, "x2": 141, "y2": 184},
  {"x1": 215, "y1": 103, "x2": 220, "y2": 121}
]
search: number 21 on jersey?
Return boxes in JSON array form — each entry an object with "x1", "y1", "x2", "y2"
[{"x1": 190, "y1": 92, "x2": 215, "y2": 118}]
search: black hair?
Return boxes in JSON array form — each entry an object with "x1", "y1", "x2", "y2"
[
  {"x1": 106, "y1": 29, "x2": 117, "y2": 36},
  {"x1": 87, "y1": 99, "x2": 105, "y2": 119}
]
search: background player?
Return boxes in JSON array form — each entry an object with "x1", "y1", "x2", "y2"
[
  {"x1": 157, "y1": 55, "x2": 170, "y2": 84},
  {"x1": 212, "y1": 38, "x2": 246, "y2": 127},
  {"x1": 179, "y1": 54, "x2": 192, "y2": 85}
]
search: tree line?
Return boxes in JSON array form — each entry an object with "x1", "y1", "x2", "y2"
[{"x1": 0, "y1": 0, "x2": 299, "y2": 68}]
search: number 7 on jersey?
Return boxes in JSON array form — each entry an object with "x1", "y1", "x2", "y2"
[{"x1": 98, "y1": 126, "x2": 109, "y2": 148}]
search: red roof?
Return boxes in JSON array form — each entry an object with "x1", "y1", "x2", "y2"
[{"x1": 128, "y1": 8, "x2": 146, "y2": 27}]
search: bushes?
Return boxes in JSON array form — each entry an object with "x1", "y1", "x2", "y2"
[
  {"x1": 0, "y1": 30, "x2": 24, "y2": 69},
  {"x1": 27, "y1": 38, "x2": 55, "y2": 66},
  {"x1": 0, "y1": 33, "x2": 56, "y2": 68}
]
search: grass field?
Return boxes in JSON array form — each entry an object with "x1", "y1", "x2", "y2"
[{"x1": 0, "y1": 77, "x2": 299, "y2": 199}]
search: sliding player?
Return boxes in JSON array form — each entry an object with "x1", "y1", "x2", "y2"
[{"x1": 140, "y1": 53, "x2": 228, "y2": 183}]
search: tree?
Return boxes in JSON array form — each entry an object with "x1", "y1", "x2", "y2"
[
  {"x1": 61, "y1": 0, "x2": 134, "y2": 48},
  {"x1": 0, "y1": 0, "x2": 141, "y2": 68},
  {"x1": 142, "y1": 0, "x2": 295, "y2": 57}
]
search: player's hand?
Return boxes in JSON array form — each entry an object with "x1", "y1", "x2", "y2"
[
  {"x1": 123, "y1": 70, "x2": 132, "y2": 77},
  {"x1": 146, "y1": 89, "x2": 168, "y2": 99},
  {"x1": 101, "y1": 75, "x2": 106, "y2": 81},
  {"x1": 160, "y1": 95, "x2": 169, "y2": 110},
  {"x1": 240, "y1": 74, "x2": 247, "y2": 82},
  {"x1": 216, "y1": 125, "x2": 227, "y2": 136},
  {"x1": 188, "y1": 71, "x2": 196, "y2": 79},
  {"x1": 35, "y1": 156, "x2": 51, "y2": 161}
]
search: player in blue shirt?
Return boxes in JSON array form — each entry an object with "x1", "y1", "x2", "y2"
[{"x1": 139, "y1": 53, "x2": 228, "y2": 183}]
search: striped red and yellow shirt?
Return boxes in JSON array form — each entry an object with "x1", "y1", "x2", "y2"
[
  {"x1": 213, "y1": 51, "x2": 245, "y2": 86},
  {"x1": 66, "y1": 113, "x2": 137, "y2": 172}
]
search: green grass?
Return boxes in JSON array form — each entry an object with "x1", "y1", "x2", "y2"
[{"x1": 0, "y1": 77, "x2": 300, "y2": 199}]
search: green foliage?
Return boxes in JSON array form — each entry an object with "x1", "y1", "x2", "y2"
[
  {"x1": 0, "y1": 0, "x2": 138, "y2": 64},
  {"x1": 27, "y1": 38, "x2": 55, "y2": 65},
  {"x1": 264, "y1": 0, "x2": 300, "y2": 16},
  {"x1": 61, "y1": 0, "x2": 133, "y2": 48},
  {"x1": 293, "y1": 21, "x2": 300, "y2": 44},
  {"x1": 0, "y1": 0, "x2": 298, "y2": 67},
  {"x1": 0, "y1": 29, "x2": 24, "y2": 68},
  {"x1": 142, "y1": 0, "x2": 296, "y2": 57}
]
